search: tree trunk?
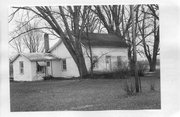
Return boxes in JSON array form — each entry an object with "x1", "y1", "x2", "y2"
[
  {"x1": 149, "y1": 17, "x2": 159, "y2": 72},
  {"x1": 140, "y1": 6, "x2": 159, "y2": 72},
  {"x1": 76, "y1": 56, "x2": 88, "y2": 78},
  {"x1": 149, "y1": 61, "x2": 156, "y2": 72},
  {"x1": 131, "y1": 5, "x2": 140, "y2": 93}
]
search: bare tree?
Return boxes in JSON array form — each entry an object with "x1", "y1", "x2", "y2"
[
  {"x1": 21, "y1": 21, "x2": 43, "y2": 53},
  {"x1": 9, "y1": 10, "x2": 43, "y2": 53},
  {"x1": 138, "y1": 5, "x2": 159, "y2": 72},
  {"x1": 131, "y1": 5, "x2": 141, "y2": 93},
  {"x1": 84, "y1": 9, "x2": 102, "y2": 78},
  {"x1": 93, "y1": 5, "x2": 135, "y2": 72},
  {"x1": 10, "y1": 6, "x2": 94, "y2": 78},
  {"x1": 93, "y1": 5, "x2": 133, "y2": 39},
  {"x1": 9, "y1": 36, "x2": 23, "y2": 53},
  {"x1": 9, "y1": 5, "x2": 159, "y2": 78}
]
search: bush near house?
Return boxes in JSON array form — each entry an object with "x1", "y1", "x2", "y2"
[
  {"x1": 137, "y1": 61, "x2": 148, "y2": 76},
  {"x1": 88, "y1": 60, "x2": 148, "y2": 79},
  {"x1": 129, "y1": 61, "x2": 148, "y2": 77},
  {"x1": 43, "y1": 75, "x2": 54, "y2": 80}
]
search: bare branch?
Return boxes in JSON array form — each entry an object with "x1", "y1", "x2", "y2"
[{"x1": 9, "y1": 27, "x2": 52, "y2": 43}]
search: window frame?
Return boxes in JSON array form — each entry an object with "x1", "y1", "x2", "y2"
[
  {"x1": 47, "y1": 61, "x2": 50, "y2": 67},
  {"x1": 19, "y1": 61, "x2": 24, "y2": 74}
]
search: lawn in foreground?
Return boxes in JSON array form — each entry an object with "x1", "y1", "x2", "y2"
[{"x1": 10, "y1": 76, "x2": 160, "y2": 111}]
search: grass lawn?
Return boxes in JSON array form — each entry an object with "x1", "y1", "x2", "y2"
[{"x1": 10, "y1": 73, "x2": 160, "y2": 111}]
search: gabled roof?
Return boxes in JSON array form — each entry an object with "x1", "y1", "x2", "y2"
[
  {"x1": 11, "y1": 53, "x2": 60, "y2": 63},
  {"x1": 49, "y1": 33, "x2": 128, "y2": 52}
]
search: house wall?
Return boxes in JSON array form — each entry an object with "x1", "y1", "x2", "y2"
[
  {"x1": 51, "y1": 42, "x2": 80, "y2": 78},
  {"x1": 31, "y1": 60, "x2": 61, "y2": 80},
  {"x1": 51, "y1": 60, "x2": 62, "y2": 77},
  {"x1": 13, "y1": 55, "x2": 32, "y2": 81},
  {"x1": 51, "y1": 42, "x2": 128, "y2": 78},
  {"x1": 84, "y1": 47, "x2": 129, "y2": 72}
]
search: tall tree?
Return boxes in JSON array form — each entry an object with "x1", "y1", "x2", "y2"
[
  {"x1": 10, "y1": 6, "x2": 93, "y2": 77},
  {"x1": 138, "y1": 5, "x2": 159, "y2": 72},
  {"x1": 131, "y1": 5, "x2": 141, "y2": 93},
  {"x1": 94, "y1": 5, "x2": 132, "y2": 39}
]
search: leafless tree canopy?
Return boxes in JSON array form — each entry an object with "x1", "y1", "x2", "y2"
[{"x1": 9, "y1": 5, "x2": 159, "y2": 77}]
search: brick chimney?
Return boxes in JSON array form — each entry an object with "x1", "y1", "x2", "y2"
[{"x1": 44, "y1": 33, "x2": 49, "y2": 53}]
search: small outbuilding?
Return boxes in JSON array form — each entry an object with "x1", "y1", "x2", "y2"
[{"x1": 11, "y1": 53, "x2": 60, "y2": 81}]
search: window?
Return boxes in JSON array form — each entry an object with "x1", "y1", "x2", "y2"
[
  {"x1": 47, "y1": 61, "x2": 50, "y2": 67},
  {"x1": 19, "y1": 61, "x2": 24, "y2": 74},
  {"x1": 92, "y1": 56, "x2": 98, "y2": 68},
  {"x1": 106, "y1": 56, "x2": 111, "y2": 63},
  {"x1": 36, "y1": 62, "x2": 45, "y2": 73},
  {"x1": 117, "y1": 56, "x2": 122, "y2": 67},
  {"x1": 105, "y1": 56, "x2": 111, "y2": 70},
  {"x1": 62, "y1": 59, "x2": 67, "y2": 70}
]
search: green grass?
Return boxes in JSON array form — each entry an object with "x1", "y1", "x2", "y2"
[{"x1": 10, "y1": 74, "x2": 160, "y2": 111}]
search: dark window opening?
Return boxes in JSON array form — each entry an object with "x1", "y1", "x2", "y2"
[
  {"x1": 62, "y1": 59, "x2": 67, "y2": 70},
  {"x1": 36, "y1": 62, "x2": 45, "y2": 73},
  {"x1": 19, "y1": 61, "x2": 24, "y2": 74},
  {"x1": 47, "y1": 61, "x2": 50, "y2": 67},
  {"x1": 117, "y1": 56, "x2": 122, "y2": 67},
  {"x1": 106, "y1": 56, "x2": 111, "y2": 63}
]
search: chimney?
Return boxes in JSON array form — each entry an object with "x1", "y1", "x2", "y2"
[{"x1": 44, "y1": 33, "x2": 49, "y2": 53}]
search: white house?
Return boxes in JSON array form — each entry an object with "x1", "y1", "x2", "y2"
[
  {"x1": 11, "y1": 53, "x2": 61, "y2": 81},
  {"x1": 49, "y1": 33, "x2": 129, "y2": 78},
  {"x1": 12, "y1": 33, "x2": 129, "y2": 81}
]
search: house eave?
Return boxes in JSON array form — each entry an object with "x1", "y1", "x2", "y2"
[{"x1": 30, "y1": 58, "x2": 60, "y2": 62}]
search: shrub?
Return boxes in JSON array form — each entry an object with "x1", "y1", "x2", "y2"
[
  {"x1": 130, "y1": 61, "x2": 148, "y2": 76},
  {"x1": 43, "y1": 75, "x2": 53, "y2": 80},
  {"x1": 112, "y1": 61, "x2": 131, "y2": 79},
  {"x1": 122, "y1": 80, "x2": 135, "y2": 96},
  {"x1": 137, "y1": 61, "x2": 148, "y2": 76},
  {"x1": 115, "y1": 67, "x2": 131, "y2": 79}
]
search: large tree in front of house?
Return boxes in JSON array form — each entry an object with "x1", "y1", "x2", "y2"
[{"x1": 10, "y1": 6, "x2": 95, "y2": 78}]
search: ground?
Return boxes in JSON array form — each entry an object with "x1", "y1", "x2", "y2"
[{"x1": 10, "y1": 71, "x2": 160, "y2": 111}]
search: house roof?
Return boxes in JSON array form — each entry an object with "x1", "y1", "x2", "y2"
[
  {"x1": 81, "y1": 33, "x2": 128, "y2": 47},
  {"x1": 11, "y1": 53, "x2": 60, "y2": 63},
  {"x1": 49, "y1": 33, "x2": 128, "y2": 52}
]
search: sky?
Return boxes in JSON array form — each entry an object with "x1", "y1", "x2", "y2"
[{"x1": 8, "y1": 7, "x2": 60, "y2": 57}]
